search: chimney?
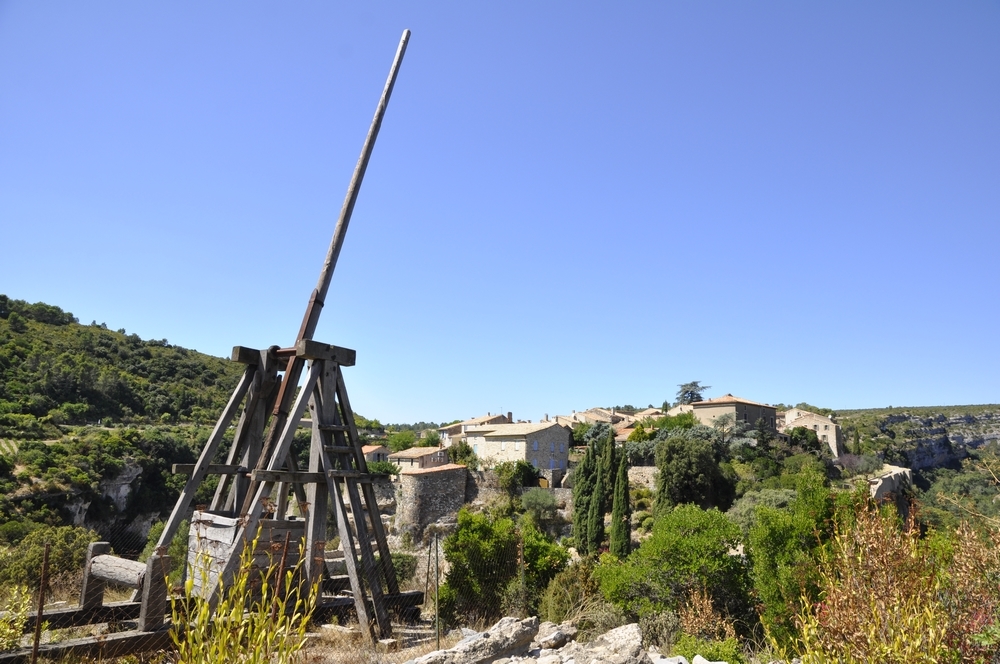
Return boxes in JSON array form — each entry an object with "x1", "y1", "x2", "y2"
[
  {"x1": 507, "y1": 411, "x2": 512, "y2": 423},
  {"x1": 545, "y1": 413, "x2": 549, "y2": 421}
]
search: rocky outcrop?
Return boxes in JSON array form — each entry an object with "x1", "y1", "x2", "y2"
[{"x1": 405, "y1": 617, "x2": 736, "y2": 664}]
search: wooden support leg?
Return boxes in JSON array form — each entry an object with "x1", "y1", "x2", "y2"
[
  {"x1": 138, "y1": 553, "x2": 170, "y2": 632},
  {"x1": 79, "y1": 542, "x2": 111, "y2": 610}
]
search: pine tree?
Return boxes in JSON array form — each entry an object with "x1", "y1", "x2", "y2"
[
  {"x1": 587, "y1": 451, "x2": 606, "y2": 553},
  {"x1": 609, "y1": 452, "x2": 632, "y2": 559},
  {"x1": 572, "y1": 443, "x2": 595, "y2": 554}
]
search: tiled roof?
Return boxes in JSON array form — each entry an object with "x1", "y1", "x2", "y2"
[
  {"x1": 362, "y1": 445, "x2": 388, "y2": 454},
  {"x1": 472, "y1": 422, "x2": 564, "y2": 437},
  {"x1": 692, "y1": 394, "x2": 773, "y2": 408},
  {"x1": 388, "y1": 446, "x2": 445, "y2": 459},
  {"x1": 400, "y1": 463, "x2": 466, "y2": 475}
]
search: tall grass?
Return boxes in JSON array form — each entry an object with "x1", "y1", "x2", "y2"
[{"x1": 170, "y1": 532, "x2": 318, "y2": 664}]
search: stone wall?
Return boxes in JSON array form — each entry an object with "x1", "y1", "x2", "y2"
[{"x1": 396, "y1": 463, "x2": 468, "y2": 542}]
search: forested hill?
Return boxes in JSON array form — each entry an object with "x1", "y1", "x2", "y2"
[{"x1": 0, "y1": 294, "x2": 244, "y2": 439}]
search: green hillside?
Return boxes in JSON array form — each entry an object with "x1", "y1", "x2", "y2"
[{"x1": 0, "y1": 294, "x2": 244, "y2": 439}]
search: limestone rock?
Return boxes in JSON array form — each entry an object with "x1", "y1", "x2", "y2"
[
  {"x1": 572, "y1": 623, "x2": 651, "y2": 664},
  {"x1": 405, "y1": 616, "x2": 539, "y2": 664}
]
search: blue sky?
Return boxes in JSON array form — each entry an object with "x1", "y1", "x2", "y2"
[{"x1": 1, "y1": 2, "x2": 997, "y2": 423}]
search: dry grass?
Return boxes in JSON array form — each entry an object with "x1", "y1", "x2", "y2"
[{"x1": 305, "y1": 622, "x2": 461, "y2": 664}]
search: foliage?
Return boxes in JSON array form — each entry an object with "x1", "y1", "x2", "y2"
[
  {"x1": 0, "y1": 297, "x2": 243, "y2": 434},
  {"x1": 0, "y1": 586, "x2": 31, "y2": 652},
  {"x1": 446, "y1": 439, "x2": 480, "y2": 469},
  {"x1": 791, "y1": 500, "x2": 1000, "y2": 663},
  {"x1": 748, "y1": 470, "x2": 831, "y2": 648},
  {"x1": 787, "y1": 426, "x2": 821, "y2": 453},
  {"x1": 417, "y1": 430, "x2": 441, "y2": 447},
  {"x1": 673, "y1": 381, "x2": 709, "y2": 407},
  {"x1": 521, "y1": 487, "x2": 558, "y2": 525},
  {"x1": 539, "y1": 559, "x2": 601, "y2": 625},
  {"x1": 494, "y1": 460, "x2": 537, "y2": 497},
  {"x1": 726, "y1": 488, "x2": 797, "y2": 536},
  {"x1": 639, "y1": 610, "x2": 680, "y2": 650},
  {"x1": 572, "y1": 442, "x2": 596, "y2": 555},
  {"x1": 366, "y1": 460, "x2": 400, "y2": 476},
  {"x1": 587, "y1": 455, "x2": 606, "y2": 553},
  {"x1": 172, "y1": 530, "x2": 317, "y2": 664},
  {"x1": 0, "y1": 524, "x2": 100, "y2": 588},
  {"x1": 609, "y1": 452, "x2": 631, "y2": 558},
  {"x1": 140, "y1": 520, "x2": 190, "y2": 584},
  {"x1": 595, "y1": 505, "x2": 754, "y2": 634},
  {"x1": 386, "y1": 430, "x2": 416, "y2": 452},
  {"x1": 655, "y1": 428, "x2": 735, "y2": 512},
  {"x1": 571, "y1": 422, "x2": 592, "y2": 444},
  {"x1": 672, "y1": 633, "x2": 744, "y2": 664},
  {"x1": 438, "y1": 507, "x2": 567, "y2": 626}
]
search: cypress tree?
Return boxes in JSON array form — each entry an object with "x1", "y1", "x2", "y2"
[
  {"x1": 587, "y1": 451, "x2": 606, "y2": 553},
  {"x1": 609, "y1": 452, "x2": 632, "y2": 559},
  {"x1": 572, "y1": 443, "x2": 595, "y2": 554},
  {"x1": 601, "y1": 431, "x2": 616, "y2": 510}
]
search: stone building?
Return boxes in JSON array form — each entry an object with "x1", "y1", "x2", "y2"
[
  {"x1": 464, "y1": 422, "x2": 571, "y2": 471},
  {"x1": 395, "y1": 463, "x2": 468, "y2": 541},
  {"x1": 689, "y1": 394, "x2": 778, "y2": 430},
  {"x1": 438, "y1": 413, "x2": 511, "y2": 447},
  {"x1": 388, "y1": 446, "x2": 449, "y2": 470},
  {"x1": 362, "y1": 444, "x2": 390, "y2": 463},
  {"x1": 779, "y1": 408, "x2": 845, "y2": 456}
]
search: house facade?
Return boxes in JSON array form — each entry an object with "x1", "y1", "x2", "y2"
[
  {"x1": 362, "y1": 445, "x2": 390, "y2": 464},
  {"x1": 779, "y1": 408, "x2": 845, "y2": 457},
  {"x1": 690, "y1": 394, "x2": 778, "y2": 430},
  {"x1": 388, "y1": 446, "x2": 449, "y2": 470},
  {"x1": 438, "y1": 413, "x2": 511, "y2": 447},
  {"x1": 463, "y1": 422, "x2": 572, "y2": 471}
]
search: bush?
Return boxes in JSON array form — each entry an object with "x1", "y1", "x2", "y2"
[
  {"x1": 522, "y1": 488, "x2": 557, "y2": 523},
  {"x1": 367, "y1": 460, "x2": 400, "y2": 476},
  {"x1": 494, "y1": 460, "x2": 537, "y2": 497},
  {"x1": 0, "y1": 587, "x2": 31, "y2": 651},
  {"x1": 672, "y1": 633, "x2": 744, "y2": 664},
  {"x1": 639, "y1": 610, "x2": 680, "y2": 649},
  {"x1": 539, "y1": 559, "x2": 601, "y2": 625},
  {"x1": 172, "y1": 530, "x2": 317, "y2": 664},
  {"x1": 0, "y1": 524, "x2": 99, "y2": 588}
]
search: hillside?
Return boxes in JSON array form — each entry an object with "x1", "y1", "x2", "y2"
[{"x1": 0, "y1": 294, "x2": 244, "y2": 439}]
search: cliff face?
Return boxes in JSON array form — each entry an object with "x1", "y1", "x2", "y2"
[{"x1": 840, "y1": 407, "x2": 1000, "y2": 470}]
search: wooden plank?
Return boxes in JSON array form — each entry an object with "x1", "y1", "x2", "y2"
[
  {"x1": 20, "y1": 601, "x2": 141, "y2": 633},
  {"x1": 172, "y1": 464, "x2": 245, "y2": 475},
  {"x1": 0, "y1": 628, "x2": 171, "y2": 664},
  {"x1": 328, "y1": 470, "x2": 361, "y2": 479},
  {"x1": 325, "y1": 445, "x2": 355, "y2": 453},
  {"x1": 319, "y1": 424, "x2": 350, "y2": 432},
  {"x1": 155, "y1": 366, "x2": 255, "y2": 553},
  {"x1": 90, "y1": 555, "x2": 145, "y2": 588},
  {"x1": 305, "y1": 391, "x2": 329, "y2": 587},
  {"x1": 296, "y1": 339, "x2": 356, "y2": 366},
  {"x1": 231, "y1": 345, "x2": 262, "y2": 364},
  {"x1": 250, "y1": 470, "x2": 326, "y2": 484},
  {"x1": 79, "y1": 542, "x2": 111, "y2": 609},
  {"x1": 209, "y1": 363, "x2": 320, "y2": 607},
  {"x1": 138, "y1": 553, "x2": 169, "y2": 631},
  {"x1": 336, "y1": 370, "x2": 400, "y2": 598}
]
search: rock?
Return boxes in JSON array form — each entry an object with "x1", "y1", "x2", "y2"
[
  {"x1": 573, "y1": 623, "x2": 651, "y2": 664},
  {"x1": 692, "y1": 656, "x2": 728, "y2": 664},
  {"x1": 654, "y1": 657, "x2": 688, "y2": 664},
  {"x1": 405, "y1": 616, "x2": 539, "y2": 664},
  {"x1": 536, "y1": 655, "x2": 561, "y2": 664}
]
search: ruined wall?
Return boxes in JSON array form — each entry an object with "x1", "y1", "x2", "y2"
[{"x1": 396, "y1": 464, "x2": 468, "y2": 542}]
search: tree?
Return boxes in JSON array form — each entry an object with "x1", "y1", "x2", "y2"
[
  {"x1": 673, "y1": 381, "x2": 710, "y2": 407},
  {"x1": 587, "y1": 451, "x2": 606, "y2": 553},
  {"x1": 447, "y1": 439, "x2": 479, "y2": 469},
  {"x1": 655, "y1": 429, "x2": 736, "y2": 512},
  {"x1": 386, "y1": 430, "x2": 416, "y2": 452},
  {"x1": 572, "y1": 442, "x2": 597, "y2": 554},
  {"x1": 787, "y1": 426, "x2": 821, "y2": 453},
  {"x1": 595, "y1": 504, "x2": 754, "y2": 633},
  {"x1": 610, "y1": 452, "x2": 631, "y2": 558}
]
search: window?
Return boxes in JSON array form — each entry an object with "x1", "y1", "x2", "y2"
[
  {"x1": 515, "y1": 441, "x2": 520, "y2": 451},
  {"x1": 550, "y1": 442, "x2": 555, "y2": 452},
  {"x1": 560, "y1": 443, "x2": 565, "y2": 453},
  {"x1": 532, "y1": 440, "x2": 538, "y2": 451},
  {"x1": 501, "y1": 441, "x2": 506, "y2": 451},
  {"x1": 824, "y1": 425, "x2": 829, "y2": 430},
  {"x1": 550, "y1": 459, "x2": 555, "y2": 469},
  {"x1": 473, "y1": 444, "x2": 478, "y2": 454},
  {"x1": 822, "y1": 435, "x2": 828, "y2": 442},
  {"x1": 532, "y1": 459, "x2": 538, "y2": 468},
  {"x1": 813, "y1": 425, "x2": 819, "y2": 431}
]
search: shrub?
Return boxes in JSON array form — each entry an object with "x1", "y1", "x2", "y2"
[
  {"x1": 0, "y1": 525, "x2": 99, "y2": 588},
  {"x1": 0, "y1": 587, "x2": 31, "y2": 651},
  {"x1": 672, "y1": 633, "x2": 744, "y2": 664},
  {"x1": 639, "y1": 610, "x2": 680, "y2": 649},
  {"x1": 172, "y1": 531, "x2": 317, "y2": 664},
  {"x1": 539, "y1": 559, "x2": 601, "y2": 625},
  {"x1": 367, "y1": 460, "x2": 400, "y2": 476},
  {"x1": 494, "y1": 460, "x2": 537, "y2": 497},
  {"x1": 522, "y1": 487, "x2": 557, "y2": 524}
]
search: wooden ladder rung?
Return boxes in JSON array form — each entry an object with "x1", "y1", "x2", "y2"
[
  {"x1": 251, "y1": 469, "x2": 326, "y2": 483},
  {"x1": 325, "y1": 445, "x2": 356, "y2": 453},
  {"x1": 319, "y1": 424, "x2": 350, "y2": 432}
]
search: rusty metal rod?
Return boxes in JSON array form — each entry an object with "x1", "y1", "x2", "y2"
[{"x1": 31, "y1": 543, "x2": 49, "y2": 664}]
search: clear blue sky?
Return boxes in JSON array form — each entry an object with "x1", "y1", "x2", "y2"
[{"x1": 2, "y1": 3, "x2": 997, "y2": 423}]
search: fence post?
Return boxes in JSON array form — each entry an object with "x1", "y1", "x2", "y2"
[
  {"x1": 435, "y1": 532, "x2": 440, "y2": 651},
  {"x1": 31, "y1": 543, "x2": 50, "y2": 664}
]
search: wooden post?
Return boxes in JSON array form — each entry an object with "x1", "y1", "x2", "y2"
[
  {"x1": 31, "y1": 543, "x2": 50, "y2": 664},
  {"x1": 138, "y1": 553, "x2": 170, "y2": 632},
  {"x1": 79, "y1": 542, "x2": 111, "y2": 610}
]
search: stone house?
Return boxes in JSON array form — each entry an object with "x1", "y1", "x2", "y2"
[
  {"x1": 779, "y1": 408, "x2": 845, "y2": 457},
  {"x1": 388, "y1": 446, "x2": 449, "y2": 471},
  {"x1": 464, "y1": 422, "x2": 571, "y2": 471},
  {"x1": 690, "y1": 394, "x2": 778, "y2": 430},
  {"x1": 438, "y1": 413, "x2": 511, "y2": 447},
  {"x1": 362, "y1": 444, "x2": 390, "y2": 463}
]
